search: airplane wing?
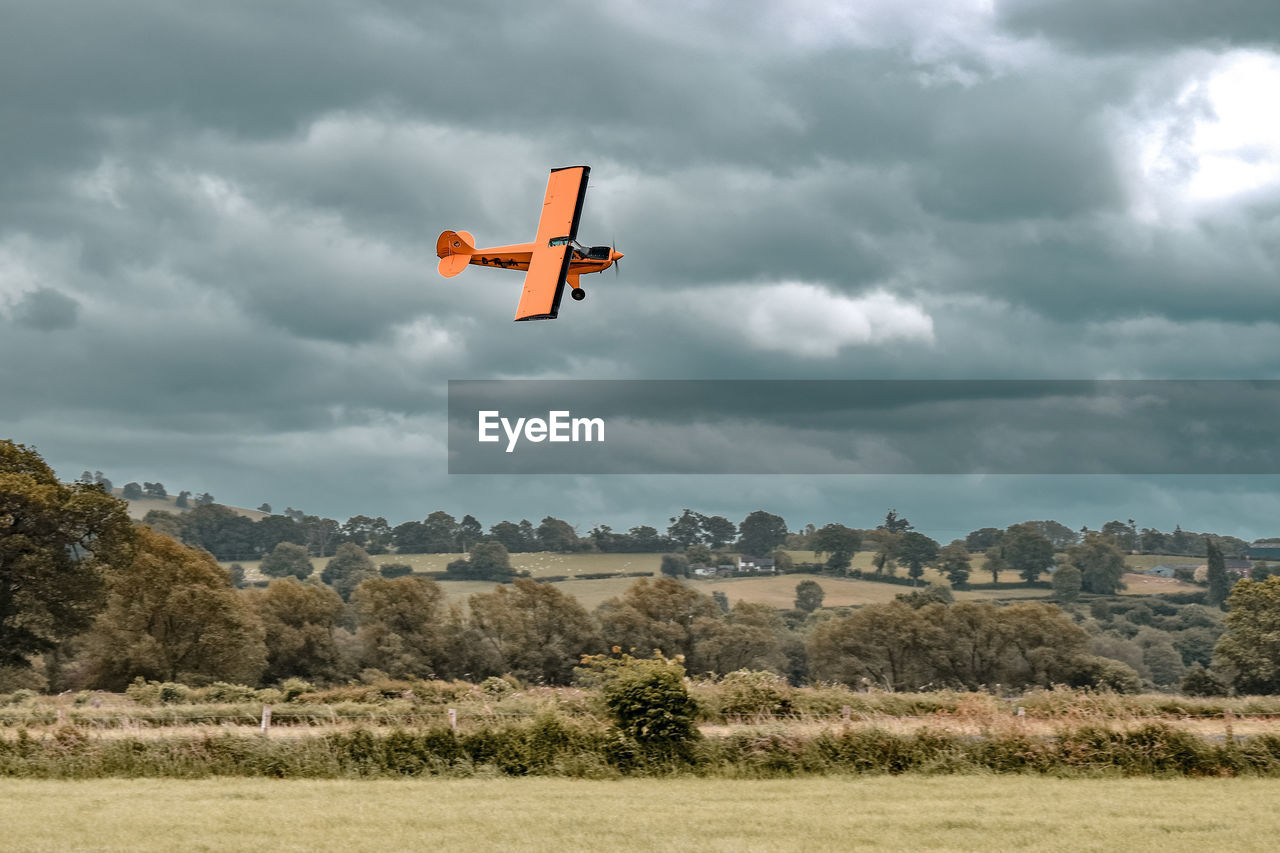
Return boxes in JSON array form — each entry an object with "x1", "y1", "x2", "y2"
[{"x1": 514, "y1": 165, "x2": 590, "y2": 321}]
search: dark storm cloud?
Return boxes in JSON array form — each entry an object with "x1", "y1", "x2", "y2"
[
  {"x1": 998, "y1": 0, "x2": 1280, "y2": 52},
  {"x1": 9, "y1": 287, "x2": 80, "y2": 331},
  {"x1": 2, "y1": 0, "x2": 1280, "y2": 537}
]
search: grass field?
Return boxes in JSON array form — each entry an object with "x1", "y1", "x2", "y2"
[
  {"x1": 3, "y1": 776, "x2": 1278, "y2": 852},
  {"x1": 223, "y1": 548, "x2": 1202, "y2": 608}
]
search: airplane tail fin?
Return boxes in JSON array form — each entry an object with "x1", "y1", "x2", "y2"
[{"x1": 436, "y1": 230, "x2": 476, "y2": 277}]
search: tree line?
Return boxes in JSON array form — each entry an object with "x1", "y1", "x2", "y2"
[{"x1": 5, "y1": 441, "x2": 1279, "y2": 698}]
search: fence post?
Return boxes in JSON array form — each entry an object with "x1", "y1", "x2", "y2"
[
  {"x1": 448, "y1": 708, "x2": 457, "y2": 731},
  {"x1": 260, "y1": 705, "x2": 272, "y2": 735}
]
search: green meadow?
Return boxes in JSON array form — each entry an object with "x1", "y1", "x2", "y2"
[{"x1": 2, "y1": 776, "x2": 1277, "y2": 852}]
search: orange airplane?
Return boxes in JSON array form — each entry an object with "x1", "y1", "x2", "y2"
[{"x1": 436, "y1": 166, "x2": 622, "y2": 321}]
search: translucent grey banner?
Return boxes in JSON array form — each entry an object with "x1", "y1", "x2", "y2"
[{"x1": 448, "y1": 380, "x2": 1280, "y2": 475}]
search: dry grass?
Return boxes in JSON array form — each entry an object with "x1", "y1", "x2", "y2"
[{"x1": 3, "y1": 776, "x2": 1279, "y2": 852}]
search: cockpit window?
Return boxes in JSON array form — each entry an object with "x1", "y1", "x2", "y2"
[{"x1": 549, "y1": 236, "x2": 572, "y2": 246}]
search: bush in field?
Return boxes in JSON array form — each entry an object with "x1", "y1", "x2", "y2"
[
  {"x1": 260, "y1": 542, "x2": 314, "y2": 580},
  {"x1": 581, "y1": 653, "x2": 700, "y2": 762},
  {"x1": 716, "y1": 669, "x2": 792, "y2": 719},
  {"x1": 379, "y1": 563, "x2": 413, "y2": 578}
]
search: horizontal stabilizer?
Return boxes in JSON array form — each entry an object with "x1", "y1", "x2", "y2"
[{"x1": 436, "y1": 230, "x2": 475, "y2": 278}]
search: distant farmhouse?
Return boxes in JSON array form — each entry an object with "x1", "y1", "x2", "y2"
[
  {"x1": 1248, "y1": 540, "x2": 1280, "y2": 561},
  {"x1": 691, "y1": 555, "x2": 778, "y2": 579}
]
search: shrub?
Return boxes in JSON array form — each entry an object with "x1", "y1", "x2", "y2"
[
  {"x1": 716, "y1": 670, "x2": 793, "y2": 719},
  {"x1": 582, "y1": 653, "x2": 700, "y2": 764},
  {"x1": 379, "y1": 563, "x2": 413, "y2": 578}
]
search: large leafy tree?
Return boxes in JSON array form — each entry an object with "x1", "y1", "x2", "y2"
[
  {"x1": 667, "y1": 509, "x2": 706, "y2": 549},
  {"x1": 321, "y1": 542, "x2": 377, "y2": 600},
  {"x1": 466, "y1": 579, "x2": 602, "y2": 683},
  {"x1": 701, "y1": 516, "x2": 737, "y2": 550},
  {"x1": 536, "y1": 516, "x2": 579, "y2": 552},
  {"x1": 1214, "y1": 576, "x2": 1280, "y2": 694},
  {"x1": 936, "y1": 541, "x2": 972, "y2": 588},
  {"x1": 352, "y1": 575, "x2": 451, "y2": 679},
  {"x1": 1002, "y1": 523, "x2": 1055, "y2": 583},
  {"x1": 596, "y1": 577, "x2": 719, "y2": 661},
  {"x1": 79, "y1": 527, "x2": 266, "y2": 688},
  {"x1": 445, "y1": 541, "x2": 515, "y2": 582},
  {"x1": 247, "y1": 578, "x2": 344, "y2": 683},
  {"x1": 897, "y1": 531, "x2": 940, "y2": 585},
  {"x1": 0, "y1": 440, "x2": 134, "y2": 668},
  {"x1": 737, "y1": 510, "x2": 787, "y2": 557},
  {"x1": 259, "y1": 542, "x2": 314, "y2": 580},
  {"x1": 1063, "y1": 532, "x2": 1127, "y2": 595},
  {"x1": 811, "y1": 523, "x2": 861, "y2": 572}
]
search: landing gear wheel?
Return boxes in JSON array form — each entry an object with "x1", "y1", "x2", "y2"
[{"x1": 571, "y1": 288, "x2": 586, "y2": 301}]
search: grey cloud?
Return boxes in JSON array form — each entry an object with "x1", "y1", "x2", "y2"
[
  {"x1": 997, "y1": 0, "x2": 1280, "y2": 52},
  {"x1": 9, "y1": 287, "x2": 80, "y2": 331}
]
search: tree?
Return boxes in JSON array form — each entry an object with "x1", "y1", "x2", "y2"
[
  {"x1": 259, "y1": 542, "x2": 314, "y2": 580},
  {"x1": 689, "y1": 601, "x2": 788, "y2": 675},
  {"x1": 879, "y1": 509, "x2": 913, "y2": 533},
  {"x1": 257, "y1": 503, "x2": 272, "y2": 514},
  {"x1": 489, "y1": 520, "x2": 530, "y2": 552},
  {"x1": 865, "y1": 528, "x2": 902, "y2": 576},
  {"x1": 446, "y1": 541, "x2": 515, "y2": 582},
  {"x1": 582, "y1": 653, "x2": 700, "y2": 758},
  {"x1": 340, "y1": 515, "x2": 392, "y2": 554},
  {"x1": 964, "y1": 527, "x2": 1003, "y2": 552},
  {"x1": 660, "y1": 553, "x2": 690, "y2": 578},
  {"x1": 737, "y1": 510, "x2": 787, "y2": 557},
  {"x1": 422, "y1": 510, "x2": 460, "y2": 553},
  {"x1": 807, "y1": 601, "x2": 941, "y2": 691},
  {"x1": 175, "y1": 490, "x2": 190, "y2": 509},
  {"x1": 702, "y1": 516, "x2": 737, "y2": 550},
  {"x1": 1023, "y1": 520, "x2": 1079, "y2": 549},
  {"x1": 937, "y1": 541, "x2": 971, "y2": 588},
  {"x1": 667, "y1": 509, "x2": 706, "y2": 549},
  {"x1": 321, "y1": 542, "x2": 377, "y2": 600},
  {"x1": 246, "y1": 578, "x2": 344, "y2": 683},
  {"x1": 466, "y1": 579, "x2": 602, "y2": 684},
  {"x1": 1214, "y1": 577, "x2": 1280, "y2": 694},
  {"x1": 1002, "y1": 523, "x2": 1055, "y2": 583},
  {"x1": 352, "y1": 576, "x2": 451, "y2": 679},
  {"x1": 897, "y1": 531, "x2": 939, "y2": 585},
  {"x1": 811, "y1": 523, "x2": 860, "y2": 573},
  {"x1": 178, "y1": 503, "x2": 257, "y2": 561},
  {"x1": 596, "y1": 577, "x2": 719, "y2": 661},
  {"x1": 1206, "y1": 539, "x2": 1231, "y2": 609},
  {"x1": 794, "y1": 580, "x2": 824, "y2": 613},
  {"x1": 1052, "y1": 563, "x2": 1082, "y2": 602},
  {"x1": 1063, "y1": 532, "x2": 1127, "y2": 595},
  {"x1": 982, "y1": 546, "x2": 1007, "y2": 583},
  {"x1": 78, "y1": 527, "x2": 265, "y2": 688},
  {"x1": 456, "y1": 514, "x2": 484, "y2": 552},
  {"x1": 686, "y1": 543, "x2": 713, "y2": 566},
  {"x1": 0, "y1": 440, "x2": 135, "y2": 668},
  {"x1": 195, "y1": 492, "x2": 215, "y2": 506},
  {"x1": 536, "y1": 516, "x2": 579, "y2": 552},
  {"x1": 143, "y1": 482, "x2": 167, "y2": 498},
  {"x1": 122, "y1": 482, "x2": 143, "y2": 500}
]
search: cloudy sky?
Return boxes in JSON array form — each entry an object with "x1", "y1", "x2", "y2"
[{"x1": 3, "y1": 0, "x2": 1280, "y2": 542}]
